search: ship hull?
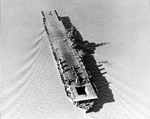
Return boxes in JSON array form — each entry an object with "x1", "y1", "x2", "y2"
[{"x1": 42, "y1": 10, "x2": 98, "y2": 111}]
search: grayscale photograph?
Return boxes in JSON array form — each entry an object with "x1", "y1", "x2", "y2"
[{"x1": 1, "y1": 0, "x2": 150, "y2": 119}]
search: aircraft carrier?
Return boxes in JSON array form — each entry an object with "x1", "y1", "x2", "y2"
[{"x1": 41, "y1": 10, "x2": 98, "y2": 111}]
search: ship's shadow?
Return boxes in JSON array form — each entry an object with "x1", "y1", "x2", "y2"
[{"x1": 60, "y1": 16, "x2": 115, "y2": 113}]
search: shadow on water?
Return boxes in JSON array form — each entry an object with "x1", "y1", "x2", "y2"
[{"x1": 60, "y1": 16, "x2": 115, "y2": 113}]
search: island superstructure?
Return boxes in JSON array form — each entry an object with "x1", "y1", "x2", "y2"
[{"x1": 41, "y1": 10, "x2": 98, "y2": 110}]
